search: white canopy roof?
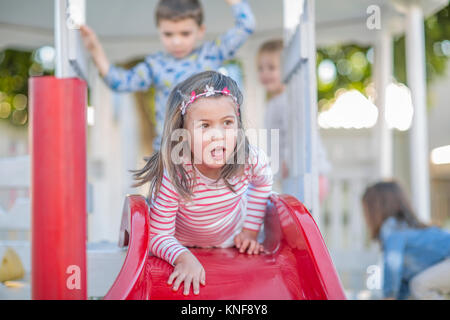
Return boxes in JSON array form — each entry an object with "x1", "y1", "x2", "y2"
[{"x1": 0, "y1": 0, "x2": 447, "y2": 55}]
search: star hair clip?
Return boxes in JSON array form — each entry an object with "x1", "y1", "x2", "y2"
[{"x1": 180, "y1": 85, "x2": 240, "y2": 116}]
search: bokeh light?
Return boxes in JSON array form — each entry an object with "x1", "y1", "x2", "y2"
[
  {"x1": 337, "y1": 59, "x2": 352, "y2": 76},
  {"x1": 350, "y1": 51, "x2": 368, "y2": 70},
  {"x1": 385, "y1": 83, "x2": 414, "y2": 131},
  {"x1": 0, "y1": 102, "x2": 12, "y2": 119},
  {"x1": 13, "y1": 94, "x2": 27, "y2": 111},
  {"x1": 431, "y1": 145, "x2": 450, "y2": 165},
  {"x1": 318, "y1": 90, "x2": 378, "y2": 129},
  {"x1": 34, "y1": 46, "x2": 55, "y2": 71},
  {"x1": 11, "y1": 109, "x2": 28, "y2": 125},
  {"x1": 441, "y1": 40, "x2": 450, "y2": 56},
  {"x1": 29, "y1": 62, "x2": 44, "y2": 77},
  {"x1": 87, "y1": 106, "x2": 95, "y2": 126},
  {"x1": 366, "y1": 48, "x2": 374, "y2": 64},
  {"x1": 318, "y1": 59, "x2": 337, "y2": 84}
]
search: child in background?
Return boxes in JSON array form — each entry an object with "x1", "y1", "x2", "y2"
[
  {"x1": 256, "y1": 39, "x2": 288, "y2": 192},
  {"x1": 80, "y1": 0, "x2": 255, "y2": 152},
  {"x1": 257, "y1": 38, "x2": 331, "y2": 196},
  {"x1": 362, "y1": 181, "x2": 450, "y2": 300},
  {"x1": 132, "y1": 71, "x2": 273, "y2": 296}
]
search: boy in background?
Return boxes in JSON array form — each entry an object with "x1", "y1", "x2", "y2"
[{"x1": 80, "y1": 0, "x2": 255, "y2": 151}]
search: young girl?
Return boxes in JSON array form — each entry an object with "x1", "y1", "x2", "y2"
[
  {"x1": 362, "y1": 181, "x2": 450, "y2": 300},
  {"x1": 133, "y1": 71, "x2": 273, "y2": 296}
]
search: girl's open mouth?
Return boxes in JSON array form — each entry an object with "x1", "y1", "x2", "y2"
[{"x1": 211, "y1": 147, "x2": 225, "y2": 160}]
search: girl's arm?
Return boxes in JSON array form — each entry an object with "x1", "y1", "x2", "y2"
[
  {"x1": 149, "y1": 173, "x2": 188, "y2": 266},
  {"x1": 244, "y1": 146, "x2": 273, "y2": 232},
  {"x1": 234, "y1": 146, "x2": 273, "y2": 254},
  {"x1": 149, "y1": 173, "x2": 205, "y2": 295}
]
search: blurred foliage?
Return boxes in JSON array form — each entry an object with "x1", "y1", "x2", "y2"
[
  {"x1": 316, "y1": 45, "x2": 372, "y2": 106},
  {"x1": 394, "y1": 4, "x2": 450, "y2": 86},
  {"x1": 0, "y1": 48, "x2": 54, "y2": 126},
  {"x1": 317, "y1": 3, "x2": 450, "y2": 112}
]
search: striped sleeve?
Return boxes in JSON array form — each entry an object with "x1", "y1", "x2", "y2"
[
  {"x1": 149, "y1": 171, "x2": 188, "y2": 266},
  {"x1": 244, "y1": 146, "x2": 273, "y2": 231}
]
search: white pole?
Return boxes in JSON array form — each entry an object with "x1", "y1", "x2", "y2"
[
  {"x1": 374, "y1": 28, "x2": 393, "y2": 179},
  {"x1": 282, "y1": 0, "x2": 320, "y2": 227},
  {"x1": 55, "y1": 0, "x2": 72, "y2": 78},
  {"x1": 306, "y1": 0, "x2": 320, "y2": 227},
  {"x1": 405, "y1": 4, "x2": 431, "y2": 223},
  {"x1": 54, "y1": 0, "x2": 86, "y2": 78}
]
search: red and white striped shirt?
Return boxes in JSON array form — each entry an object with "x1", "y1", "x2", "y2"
[{"x1": 148, "y1": 145, "x2": 273, "y2": 265}]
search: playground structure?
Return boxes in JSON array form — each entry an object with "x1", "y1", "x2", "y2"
[
  {"x1": 29, "y1": 76, "x2": 87, "y2": 299},
  {"x1": 24, "y1": 0, "x2": 346, "y2": 300},
  {"x1": 104, "y1": 194, "x2": 345, "y2": 299},
  {"x1": 1, "y1": 0, "x2": 449, "y2": 300}
]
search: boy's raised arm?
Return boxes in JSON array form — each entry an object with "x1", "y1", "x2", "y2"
[
  {"x1": 80, "y1": 24, "x2": 153, "y2": 92},
  {"x1": 80, "y1": 25, "x2": 110, "y2": 77},
  {"x1": 203, "y1": 0, "x2": 256, "y2": 64}
]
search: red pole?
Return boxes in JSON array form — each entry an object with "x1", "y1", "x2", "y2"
[{"x1": 29, "y1": 76, "x2": 87, "y2": 299}]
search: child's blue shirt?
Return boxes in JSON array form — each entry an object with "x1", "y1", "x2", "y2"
[
  {"x1": 380, "y1": 217, "x2": 450, "y2": 299},
  {"x1": 102, "y1": 1, "x2": 255, "y2": 151}
]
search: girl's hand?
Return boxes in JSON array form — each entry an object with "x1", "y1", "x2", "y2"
[
  {"x1": 225, "y1": 0, "x2": 241, "y2": 5},
  {"x1": 234, "y1": 229, "x2": 264, "y2": 255},
  {"x1": 168, "y1": 251, "x2": 205, "y2": 296}
]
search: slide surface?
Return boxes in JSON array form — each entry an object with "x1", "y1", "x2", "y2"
[{"x1": 104, "y1": 194, "x2": 346, "y2": 300}]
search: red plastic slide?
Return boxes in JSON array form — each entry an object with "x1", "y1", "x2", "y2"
[{"x1": 104, "y1": 194, "x2": 346, "y2": 300}]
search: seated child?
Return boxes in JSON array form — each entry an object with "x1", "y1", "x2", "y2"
[
  {"x1": 362, "y1": 181, "x2": 450, "y2": 300},
  {"x1": 132, "y1": 71, "x2": 273, "y2": 296},
  {"x1": 80, "y1": 0, "x2": 255, "y2": 151}
]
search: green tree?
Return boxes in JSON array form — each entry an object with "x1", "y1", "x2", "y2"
[
  {"x1": 317, "y1": 4, "x2": 450, "y2": 112},
  {"x1": 0, "y1": 48, "x2": 54, "y2": 126}
]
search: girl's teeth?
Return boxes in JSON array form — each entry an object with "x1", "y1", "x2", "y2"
[{"x1": 212, "y1": 148, "x2": 224, "y2": 158}]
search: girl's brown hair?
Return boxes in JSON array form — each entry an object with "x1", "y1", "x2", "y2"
[
  {"x1": 132, "y1": 71, "x2": 250, "y2": 202},
  {"x1": 155, "y1": 0, "x2": 204, "y2": 26},
  {"x1": 362, "y1": 181, "x2": 428, "y2": 240}
]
